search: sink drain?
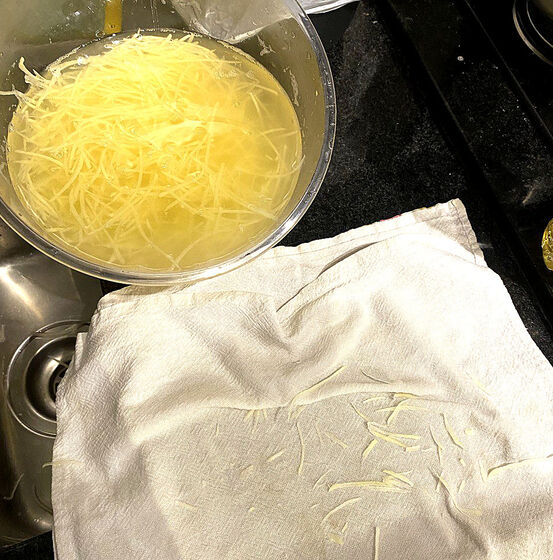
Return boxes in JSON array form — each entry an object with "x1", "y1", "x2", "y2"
[
  {"x1": 6, "y1": 321, "x2": 88, "y2": 437},
  {"x1": 51, "y1": 361, "x2": 69, "y2": 398}
]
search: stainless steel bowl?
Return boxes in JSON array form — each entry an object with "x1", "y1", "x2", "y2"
[{"x1": 0, "y1": 0, "x2": 336, "y2": 285}]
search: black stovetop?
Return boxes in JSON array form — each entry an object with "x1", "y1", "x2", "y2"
[
  {"x1": 384, "y1": 0, "x2": 553, "y2": 334},
  {"x1": 466, "y1": 0, "x2": 553, "y2": 218},
  {"x1": 469, "y1": 0, "x2": 553, "y2": 137},
  {"x1": 3, "y1": 1, "x2": 553, "y2": 557}
]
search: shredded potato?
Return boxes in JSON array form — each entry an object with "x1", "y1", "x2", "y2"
[{"x1": 5, "y1": 31, "x2": 302, "y2": 271}]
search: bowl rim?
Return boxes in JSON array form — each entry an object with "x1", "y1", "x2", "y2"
[{"x1": 0, "y1": 1, "x2": 336, "y2": 285}]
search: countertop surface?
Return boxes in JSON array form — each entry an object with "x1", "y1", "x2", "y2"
[{"x1": 3, "y1": 1, "x2": 552, "y2": 557}]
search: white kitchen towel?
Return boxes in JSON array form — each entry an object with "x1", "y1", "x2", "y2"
[
  {"x1": 52, "y1": 199, "x2": 553, "y2": 560},
  {"x1": 171, "y1": 0, "x2": 358, "y2": 44},
  {"x1": 301, "y1": 0, "x2": 358, "y2": 14}
]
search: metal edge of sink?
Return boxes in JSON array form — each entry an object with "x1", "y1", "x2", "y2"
[{"x1": 0, "y1": 218, "x2": 103, "y2": 548}]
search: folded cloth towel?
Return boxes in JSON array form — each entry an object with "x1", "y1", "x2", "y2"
[
  {"x1": 170, "y1": 0, "x2": 358, "y2": 45},
  {"x1": 301, "y1": 0, "x2": 358, "y2": 14},
  {"x1": 52, "y1": 199, "x2": 553, "y2": 560}
]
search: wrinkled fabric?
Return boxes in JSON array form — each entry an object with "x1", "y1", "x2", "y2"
[
  {"x1": 170, "y1": 0, "x2": 358, "y2": 44},
  {"x1": 301, "y1": 0, "x2": 358, "y2": 14},
  {"x1": 53, "y1": 200, "x2": 553, "y2": 560}
]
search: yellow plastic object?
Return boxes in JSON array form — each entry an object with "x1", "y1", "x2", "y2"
[
  {"x1": 104, "y1": 0, "x2": 123, "y2": 35},
  {"x1": 542, "y1": 218, "x2": 553, "y2": 271},
  {"x1": 5, "y1": 32, "x2": 302, "y2": 272}
]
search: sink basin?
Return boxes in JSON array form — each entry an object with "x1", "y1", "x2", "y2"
[
  {"x1": 0, "y1": 0, "x2": 332, "y2": 550},
  {"x1": 0, "y1": 219, "x2": 102, "y2": 547}
]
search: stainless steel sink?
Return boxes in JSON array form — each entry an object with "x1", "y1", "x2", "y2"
[
  {"x1": 0, "y1": 219, "x2": 102, "y2": 547},
  {"x1": 0, "y1": 0, "x2": 327, "y2": 551}
]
